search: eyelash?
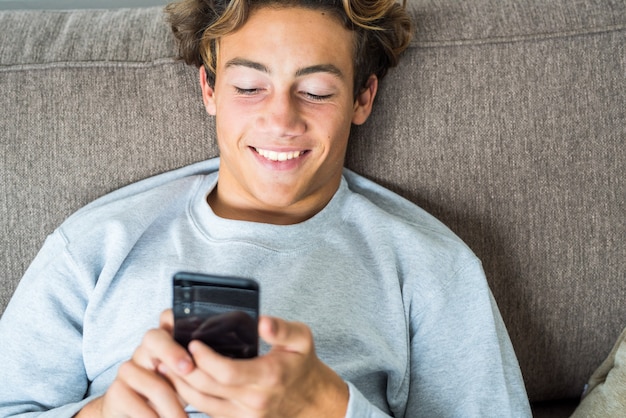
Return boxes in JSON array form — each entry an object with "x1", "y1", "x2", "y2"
[
  {"x1": 302, "y1": 92, "x2": 332, "y2": 102},
  {"x1": 234, "y1": 87, "x2": 260, "y2": 95},
  {"x1": 234, "y1": 87, "x2": 332, "y2": 102}
]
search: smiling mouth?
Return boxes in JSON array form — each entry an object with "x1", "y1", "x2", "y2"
[{"x1": 253, "y1": 147, "x2": 307, "y2": 162}]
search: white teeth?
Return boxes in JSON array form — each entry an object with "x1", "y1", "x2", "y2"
[{"x1": 255, "y1": 148, "x2": 303, "y2": 162}]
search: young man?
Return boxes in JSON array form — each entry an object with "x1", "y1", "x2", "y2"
[{"x1": 0, "y1": 0, "x2": 531, "y2": 417}]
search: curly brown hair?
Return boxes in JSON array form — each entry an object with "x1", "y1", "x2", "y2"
[{"x1": 165, "y1": 0, "x2": 413, "y2": 96}]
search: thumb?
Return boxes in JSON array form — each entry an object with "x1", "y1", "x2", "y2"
[
  {"x1": 159, "y1": 309, "x2": 174, "y2": 333},
  {"x1": 259, "y1": 316, "x2": 314, "y2": 354}
]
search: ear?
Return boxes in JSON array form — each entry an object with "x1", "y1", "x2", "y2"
[
  {"x1": 199, "y1": 66, "x2": 217, "y2": 116},
  {"x1": 351, "y1": 74, "x2": 378, "y2": 125}
]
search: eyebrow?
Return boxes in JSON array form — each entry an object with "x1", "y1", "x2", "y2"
[
  {"x1": 225, "y1": 58, "x2": 344, "y2": 79},
  {"x1": 296, "y1": 64, "x2": 344, "y2": 79},
  {"x1": 225, "y1": 58, "x2": 269, "y2": 73}
]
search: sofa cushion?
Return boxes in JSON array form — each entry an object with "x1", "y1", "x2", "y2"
[
  {"x1": 0, "y1": 8, "x2": 218, "y2": 314},
  {"x1": 571, "y1": 327, "x2": 626, "y2": 417}
]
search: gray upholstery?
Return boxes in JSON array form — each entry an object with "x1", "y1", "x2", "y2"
[{"x1": 1, "y1": 1, "x2": 624, "y2": 415}]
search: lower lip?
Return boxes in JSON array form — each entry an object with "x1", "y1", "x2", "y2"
[{"x1": 250, "y1": 147, "x2": 309, "y2": 171}]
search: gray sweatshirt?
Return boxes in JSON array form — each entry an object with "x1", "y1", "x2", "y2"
[{"x1": 0, "y1": 158, "x2": 531, "y2": 417}]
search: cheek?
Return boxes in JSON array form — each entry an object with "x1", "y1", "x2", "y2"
[
  {"x1": 321, "y1": 120, "x2": 352, "y2": 159},
  {"x1": 214, "y1": 103, "x2": 246, "y2": 138},
  {"x1": 309, "y1": 101, "x2": 354, "y2": 131},
  {"x1": 324, "y1": 111, "x2": 353, "y2": 143}
]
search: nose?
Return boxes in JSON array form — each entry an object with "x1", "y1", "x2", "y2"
[{"x1": 257, "y1": 90, "x2": 306, "y2": 138}]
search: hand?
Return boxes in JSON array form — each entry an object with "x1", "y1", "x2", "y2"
[
  {"x1": 159, "y1": 316, "x2": 350, "y2": 418},
  {"x1": 76, "y1": 311, "x2": 195, "y2": 418}
]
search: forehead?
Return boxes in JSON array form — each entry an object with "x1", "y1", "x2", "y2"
[{"x1": 215, "y1": 6, "x2": 355, "y2": 74}]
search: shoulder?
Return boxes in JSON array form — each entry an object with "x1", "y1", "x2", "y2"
[
  {"x1": 341, "y1": 169, "x2": 482, "y2": 287},
  {"x1": 69, "y1": 159, "x2": 219, "y2": 219},
  {"x1": 342, "y1": 168, "x2": 469, "y2": 250},
  {"x1": 55, "y1": 160, "x2": 219, "y2": 258}
]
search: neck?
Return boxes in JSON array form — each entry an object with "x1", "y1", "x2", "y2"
[{"x1": 206, "y1": 187, "x2": 333, "y2": 225}]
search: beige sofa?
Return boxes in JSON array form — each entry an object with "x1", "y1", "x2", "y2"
[{"x1": 1, "y1": 1, "x2": 624, "y2": 416}]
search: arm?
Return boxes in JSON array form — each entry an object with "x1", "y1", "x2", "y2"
[
  {"x1": 0, "y1": 232, "x2": 93, "y2": 417},
  {"x1": 403, "y1": 258, "x2": 531, "y2": 417},
  {"x1": 0, "y1": 230, "x2": 184, "y2": 418},
  {"x1": 76, "y1": 310, "x2": 191, "y2": 418}
]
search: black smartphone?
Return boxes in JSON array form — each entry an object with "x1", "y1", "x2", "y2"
[{"x1": 173, "y1": 272, "x2": 259, "y2": 359}]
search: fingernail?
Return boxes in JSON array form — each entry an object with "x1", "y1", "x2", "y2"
[{"x1": 178, "y1": 358, "x2": 193, "y2": 374}]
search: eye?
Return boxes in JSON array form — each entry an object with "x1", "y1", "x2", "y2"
[
  {"x1": 234, "y1": 86, "x2": 261, "y2": 96},
  {"x1": 302, "y1": 92, "x2": 333, "y2": 102}
]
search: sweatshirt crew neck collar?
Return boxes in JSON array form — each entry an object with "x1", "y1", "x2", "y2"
[{"x1": 189, "y1": 172, "x2": 349, "y2": 252}]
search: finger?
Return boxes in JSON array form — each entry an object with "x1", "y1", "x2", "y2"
[
  {"x1": 187, "y1": 341, "x2": 243, "y2": 383},
  {"x1": 186, "y1": 340, "x2": 277, "y2": 390},
  {"x1": 186, "y1": 318, "x2": 314, "y2": 386},
  {"x1": 114, "y1": 361, "x2": 188, "y2": 418},
  {"x1": 158, "y1": 359, "x2": 223, "y2": 397},
  {"x1": 160, "y1": 309, "x2": 174, "y2": 332},
  {"x1": 103, "y1": 380, "x2": 160, "y2": 418},
  {"x1": 164, "y1": 367, "x2": 262, "y2": 418},
  {"x1": 259, "y1": 316, "x2": 314, "y2": 354},
  {"x1": 136, "y1": 327, "x2": 195, "y2": 375}
]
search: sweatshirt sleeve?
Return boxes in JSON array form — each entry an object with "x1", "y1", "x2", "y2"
[
  {"x1": 0, "y1": 230, "x2": 94, "y2": 417},
  {"x1": 345, "y1": 382, "x2": 394, "y2": 417},
  {"x1": 403, "y1": 257, "x2": 532, "y2": 417}
]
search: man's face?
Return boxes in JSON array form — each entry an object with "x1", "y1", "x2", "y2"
[{"x1": 201, "y1": 6, "x2": 377, "y2": 224}]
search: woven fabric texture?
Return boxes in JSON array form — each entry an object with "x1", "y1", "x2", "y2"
[{"x1": 1, "y1": 0, "x2": 624, "y2": 413}]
